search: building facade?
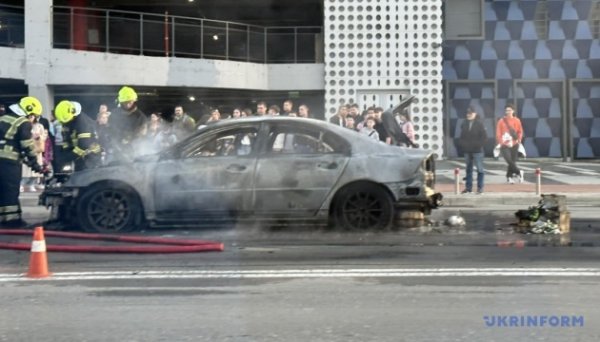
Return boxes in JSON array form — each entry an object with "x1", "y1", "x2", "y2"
[
  {"x1": 444, "y1": 0, "x2": 600, "y2": 159},
  {"x1": 1, "y1": 0, "x2": 599, "y2": 158}
]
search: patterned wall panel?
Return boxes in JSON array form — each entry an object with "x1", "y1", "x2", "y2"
[
  {"x1": 324, "y1": 0, "x2": 444, "y2": 156},
  {"x1": 443, "y1": 0, "x2": 600, "y2": 158},
  {"x1": 571, "y1": 81, "x2": 600, "y2": 158}
]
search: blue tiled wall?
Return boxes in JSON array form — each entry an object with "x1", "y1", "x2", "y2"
[{"x1": 443, "y1": 0, "x2": 600, "y2": 158}]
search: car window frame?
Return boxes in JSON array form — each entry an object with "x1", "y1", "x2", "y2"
[
  {"x1": 261, "y1": 121, "x2": 351, "y2": 156},
  {"x1": 168, "y1": 123, "x2": 261, "y2": 160}
]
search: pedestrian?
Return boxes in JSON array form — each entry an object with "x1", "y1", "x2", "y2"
[
  {"x1": 282, "y1": 99, "x2": 294, "y2": 116},
  {"x1": 109, "y1": 86, "x2": 147, "y2": 160},
  {"x1": 298, "y1": 104, "x2": 310, "y2": 118},
  {"x1": 345, "y1": 116, "x2": 356, "y2": 130},
  {"x1": 381, "y1": 109, "x2": 416, "y2": 147},
  {"x1": 0, "y1": 96, "x2": 49, "y2": 228},
  {"x1": 268, "y1": 105, "x2": 281, "y2": 116},
  {"x1": 496, "y1": 104, "x2": 524, "y2": 183},
  {"x1": 20, "y1": 113, "x2": 47, "y2": 192},
  {"x1": 172, "y1": 105, "x2": 195, "y2": 140},
  {"x1": 256, "y1": 101, "x2": 268, "y2": 116},
  {"x1": 359, "y1": 116, "x2": 380, "y2": 141},
  {"x1": 458, "y1": 108, "x2": 487, "y2": 194},
  {"x1": 231, "y1": 108, "x2": 242, "y2": 119},
  {"x1": 54, "y1": 100, "x2": 102, "y2": 171},
  {"x1": 396, "y1": 110, "x2": 416, "y2": 147},
  {"x1": 329, "y1": 105, "x2": 348, "y2": 127}
]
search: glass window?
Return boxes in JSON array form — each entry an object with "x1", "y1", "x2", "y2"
[
  {"x1": 180, "y1": 126, "x2": 259, "y2": 158},
  {"x1": 443, "y1": 0, "x2": 484, "y2": 40},
  {"x1": 266, "y1": 124, "x2": 348, "y2": 154}
]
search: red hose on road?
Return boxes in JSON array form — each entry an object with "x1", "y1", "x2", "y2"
[{"x1": 0, "y1": 229, "x2": 224, "y2": 253}]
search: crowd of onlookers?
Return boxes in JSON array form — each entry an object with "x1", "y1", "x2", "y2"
[{"x1": 8, "y1": 97, "x2": 417, "y2": 193}]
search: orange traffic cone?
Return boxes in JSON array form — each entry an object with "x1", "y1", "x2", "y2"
[{"x1": 27, "y1": 226, "x2": 51, "y2": 278}]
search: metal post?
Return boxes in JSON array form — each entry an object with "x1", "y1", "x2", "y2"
[
  {"x1": 70, "y1": 7, "x2": 74, "y2": 49},
  {"x1": 105, "y1": 10, "x2": 110, "y2": 52},
  {"x1": 454, "y1": 168, "x2": 460, "y2": 195},
  {"x1": 170, "y1": 16, "x2": 175, "y2": 57},
  {"x1": 294, "y1": 27, "x2": 297, "y2": 63},
  {"x1": 264, "y1": 27, "x2": 267, "y2": 63},
  {"x1": 246, "y1": 25, "x2": 250, "y2": 62},
  {"x1": 164, "y1": 11, "x2": 169, "y2": 57},
  {"x1": 225, "y1": 22, "x2": 229, "y2": 60},
  {"x1": 200, "y1": 19, "x2": 204, "y2": 58},
  {"x1": 139, "y1": 13, "x2": 144, "y2": 55},
  {"x1": 535, "y1": 168, "x2": 542, "y2": 195}
]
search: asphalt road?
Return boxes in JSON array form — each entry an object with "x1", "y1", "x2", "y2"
[{"x1": 1, "y1": 197, "x2": 599, "y2": 341}]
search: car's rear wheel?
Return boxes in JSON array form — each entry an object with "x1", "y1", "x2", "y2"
[
  {"x1": 333, "y1": 183, "x2": 394, "y2": 230},
  {"x1": 76, "y1": 184, "x2": 143, "y2": 233}
]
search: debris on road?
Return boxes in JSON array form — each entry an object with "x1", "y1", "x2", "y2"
[
  {"x1": 514, "y1": 194, "x2": 570, "y2": 235},
  {"x1": 445, "y1": 212, "x2": 466, "y2": 227}
]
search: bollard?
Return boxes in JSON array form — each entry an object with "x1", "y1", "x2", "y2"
[
  {"x1": 454, "y1": 168, "x2": 460, "y2": 194},
  {"x1": 535, "y1": 168, "x2": 541, "y2": 195}
]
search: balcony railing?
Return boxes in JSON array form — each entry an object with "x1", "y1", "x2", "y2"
[
  {"x1": 0, "y1": 5, "x2": 323, "y2": 64},
  {"x1": 52, "y1": 6, "x2": 323, "y2": 63}
]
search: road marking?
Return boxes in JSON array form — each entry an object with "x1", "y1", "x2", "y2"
[
  {"x1": 1, "y1": 268, "x2": 600, "y2": 282},
  {"x1": 554, "y1": 164, "x2": 600, "y2": 176}
]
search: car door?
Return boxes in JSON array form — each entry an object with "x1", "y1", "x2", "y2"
[
  {"x1": 153, "y1": 124, "x2": 260, "y2": 221},
  {"x1": 252, "y1": 122, "x2": 350, "y2": 217}
]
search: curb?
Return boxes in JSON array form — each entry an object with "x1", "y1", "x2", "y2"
[{"x1": 441, "y1": 193, "x2": 600, "y2": 207}]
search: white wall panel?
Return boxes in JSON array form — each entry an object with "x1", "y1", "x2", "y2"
[{"x1": 324, "y1": 0, "x2": 444, "y2": 155}]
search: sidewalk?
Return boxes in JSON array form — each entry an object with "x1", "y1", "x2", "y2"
[{"x1": 437, "y1": 183, "x2": 600, "y2": 207}]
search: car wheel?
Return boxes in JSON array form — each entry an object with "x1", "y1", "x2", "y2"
[
  {"x1": 334, "y1": 183, "x2": 394, "y2": 230},
  {"x1": 76, "y1": 184, "x2": 143, "y2": 233}
]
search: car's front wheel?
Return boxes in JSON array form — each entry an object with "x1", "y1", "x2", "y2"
[
  {"x1": 76, "y1": 183, "x2": 143, "y2": 233},
  {"x1": 333, "y1": 183, "x2": 394, "y2": 230}
]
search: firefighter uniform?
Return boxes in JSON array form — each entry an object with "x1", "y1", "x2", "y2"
[
  {"x1": 54, "y1": 101, "x2": 102, "y2": 171},
  {"x1": 108, "y1": 86, "x2": 147, "y2": 161},
  {"x1": 0, "y1": 97, "x2": 45, "y2": 227}
]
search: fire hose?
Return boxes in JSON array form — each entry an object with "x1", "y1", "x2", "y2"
[{"x1": 0, "y1": 229, "x2": 224, "y2": 253}]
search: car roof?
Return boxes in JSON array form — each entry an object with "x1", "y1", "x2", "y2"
[{"x1": 197, "y1": 116, "x2": 431, "y2": 157}]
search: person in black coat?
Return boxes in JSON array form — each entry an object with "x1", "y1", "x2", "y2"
[{"x1": 458, "y1": 108, "x2": 488, "y2": 194}]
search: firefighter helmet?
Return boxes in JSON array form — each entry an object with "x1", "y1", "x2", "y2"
[
  {"x1": 117, "y1": 86, "x2": 138, "y2": 103},
  {"x1": 54, "y1": 100, "x2": 77, "y2": 124},
  {"x1": 19, "y1": 96, "x2": 43, "y2": 116}
]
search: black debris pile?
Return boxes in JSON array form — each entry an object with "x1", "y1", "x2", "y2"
[{"x1": 514, "y1": 194, "x2": 570, "y2": 235}]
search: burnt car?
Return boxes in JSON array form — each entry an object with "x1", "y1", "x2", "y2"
[{"x1": 40, "y1": 117, "x2": 442, "y2": 233}]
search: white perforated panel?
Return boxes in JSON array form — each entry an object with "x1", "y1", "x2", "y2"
[{"x1": 324, "y1": 0, "x2": 444, "y2": 156}]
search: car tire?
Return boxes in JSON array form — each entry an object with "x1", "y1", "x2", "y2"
[
  {"x1": 76, "y1": 183, "x2": 143, "y2": 233},
  {"x1": 333, "y1": 183, "x2": 394, "y2": 230}
]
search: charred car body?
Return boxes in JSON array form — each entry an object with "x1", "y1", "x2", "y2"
[{"x1": 40, "y1": 117, "x2": 442, "y2": 233}]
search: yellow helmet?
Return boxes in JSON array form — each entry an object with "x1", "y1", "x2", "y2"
[
  {"x1": 54, "y1": 100, "x2": 77, "y2": 124},
  {"x1": 118, "y1": 86, "x2": 138, "y2": 103},
  {"x1": 19, "y1": 96, "x2": 43, "y2": 116}
]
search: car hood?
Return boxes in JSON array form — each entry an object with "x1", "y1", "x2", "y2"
[{"x1": 66, "y1": 158, "x2": 156, "y2": 187}]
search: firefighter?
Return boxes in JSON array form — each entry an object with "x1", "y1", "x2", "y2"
[
  {"x1": 108, "y1": 86, "x2": 147, "y2": 161},
  {"x1": 0, "y1": 96, "x2": 49, "y2": 228},
  {"x1": 54, "y1": 100, "x2": 102, "y2": 172}
]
